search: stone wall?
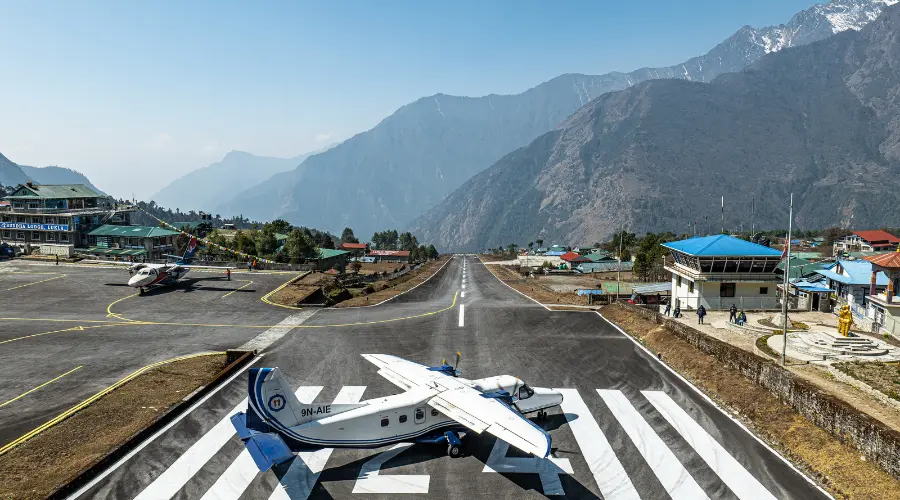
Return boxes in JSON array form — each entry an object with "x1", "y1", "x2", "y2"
[{"x1": 619, "y1": 303, "x2": 900, "y2": 480}]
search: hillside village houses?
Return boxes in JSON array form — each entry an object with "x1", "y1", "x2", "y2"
[{"x1": 833, "y1": 230, "x2": 900, "y2": 254}]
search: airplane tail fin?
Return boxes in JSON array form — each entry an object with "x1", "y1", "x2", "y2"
[
  {"x1": 181, "y1": 237, "x2": 199, "y2": 263},
  {"x1": 247, "y1": 368, "x2": 364, "y2": 431}
]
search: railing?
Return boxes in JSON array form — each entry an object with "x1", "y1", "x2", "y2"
[
  {"x1": 0, "y1": 205, "x2": 135, "y2": 215},
  {"x1": 670, "y1": 294, "x2": 781, "y2": 311}
]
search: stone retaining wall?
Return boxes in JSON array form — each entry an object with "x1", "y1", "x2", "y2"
[{"x1": 619, "y1": 302, "x2": 900, "y2": 480}]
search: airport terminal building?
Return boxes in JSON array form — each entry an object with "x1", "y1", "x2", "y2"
[{"x1": 0, "y1": 182, "x2": 133, "y2": 257}]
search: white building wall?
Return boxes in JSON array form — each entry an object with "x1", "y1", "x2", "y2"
[{"x1": 671, "y1": 275, "x2": 778, "y2": 310}]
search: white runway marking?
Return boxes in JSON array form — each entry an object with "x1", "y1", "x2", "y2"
[
  {"x1": 483, "y1": 439, "x2": 573, "y2": 495},
  {"x1": 597, "y1": 390, "x2": 708, "y2": 500},
  {"x1": 201, "y1": 386, "x2": 324, "y2": 500},
  {"x1": 556, "y1": 389, "x2": 640, "y2": 500},
  {"x1": 643, "y1": 391, "x2": 777, "y2": 500},
  {"x1": 352, "y1": 443, "x2": 430, "y2": 494},
  {"x1": 237, "y1": 310, "x2": 318, "y2": 352},
  {"x1": 269, "y1": 386, "x2": 367, "y2": 500},
  {"x1": 462, "y1": 283, "x2": 466, "y2": 289},
  {"x1": 458, "y1": 304, "x2": 465, "y2": 327},
  {"x1": 461, "y1": 291, "x2": 465, "y2": 298}
]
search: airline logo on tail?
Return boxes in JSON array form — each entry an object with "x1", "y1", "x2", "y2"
[{"x1": 183, "y1": 237, "x2": 199, "y2": 261}]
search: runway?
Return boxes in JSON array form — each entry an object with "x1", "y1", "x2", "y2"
[
  {"x1": 68, "y1": 255, "x2": 830, "y2": 499},
  {"x1": 0, "y1": 261, "x2": 302, "y2": 449}
]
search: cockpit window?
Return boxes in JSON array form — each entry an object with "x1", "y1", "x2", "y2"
[{"x1": 518, "y1": 384, "x2": 534, "y2": 400}]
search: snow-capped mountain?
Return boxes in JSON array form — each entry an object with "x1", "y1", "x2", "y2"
[{"x1": 626, "y1": 0, "x2": 899, "y2": 84}]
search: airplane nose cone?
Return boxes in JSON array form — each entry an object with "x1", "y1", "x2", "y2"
[{"x1": 128, "y1": 275, "x2": 144, "y2": 287}]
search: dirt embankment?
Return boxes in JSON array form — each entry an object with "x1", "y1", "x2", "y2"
[
  {"x1": 335, "y1": 256, "x2": 450, "y2": 307},
  {"x1": 0, "y1": 354, "x2": 227, "y2": 500},
  {"x1": 599, "y1": 305, "x2": 900, "y2": 499}
]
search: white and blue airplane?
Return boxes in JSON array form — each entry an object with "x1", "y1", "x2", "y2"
[{"x1": 231, "y1": 353, "x2": 564, "y2": 472}]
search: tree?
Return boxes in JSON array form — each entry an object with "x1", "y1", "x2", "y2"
[
  {"x1": 341, "y1": 227, "x2": 359, "y2": 244},
  {"x1": 418, "y1": 244, "x2": 427, "y2": 261},
  {"x1": 255, "y1": 228, "x2": 279, "y2": 256},
  {"x1": 507, "y1": 243, "x2": 518, "y2": 259},
  {"x1": 535, "y1": 239, "x2": 544, "y2": 248},
  {"x1": 399, "y1": 231, "x2": 418, "y2": 251},
  {"x1": 269, "y1": 219, "x2": 292, "y2": 234},
  {"x1": 528, "y1": 242, "x2": 534, "y2": 251},
  {"x1": 317, "y1": 232, "x2": 335, "y2": 249},
  {"x1": 285, "y1": 228, "x2": 316, "y2": 263},
  {"x1": 350, "y1": 260, "x2": 362, "y2": 273},
  {"x1": 426, "y1": 245, "x2": 438, "y2": 260}
]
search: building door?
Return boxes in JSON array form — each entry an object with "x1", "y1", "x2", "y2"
[
  {"x1": 414, "y1": 407, "x2": 426, "y2": 425},
  {"x1": 812, "y1": 293, "x2": 820, "y2": 311}
]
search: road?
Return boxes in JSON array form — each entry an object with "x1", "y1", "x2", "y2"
[
  {"x1": 71, "y1": 255, "x2": 830, "y2": 499},
  {"x1": 0, "y1": 261, "x2": 301, "y2": 449}
]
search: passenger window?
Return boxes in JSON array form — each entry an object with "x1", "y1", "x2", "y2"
[
  {"x1": 399, "y1": 415, "x2": 407, "y2": 423},
  {"x1": 380, "y1": 417, "x2": 389, "y2": 427},
  {"x1": 415, "y1": 409, "x2": 425, "y2": 420},
  {"x1": 431, "y1": 409, "x2": 439, "y2": 417}
]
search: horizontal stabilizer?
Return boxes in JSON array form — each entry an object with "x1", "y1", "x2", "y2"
[{"x1": 231, "y1": 413, "x2": 294, "y2": 472}]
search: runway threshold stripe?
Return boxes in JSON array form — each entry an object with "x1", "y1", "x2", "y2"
[
  {"x1": 597, "y1": 390, "x2": 709, "y2": 500},
  {"x1": 642, "y1": 391, "x2": 778, "y2": 500},
  {"x1": 269, "y1": 386, "x2": 367, "y2": 500},
  {"x1": 200, "y1": 386, "x2": 323, "y2": 500},
  {"x1": 555, "y1": 389, "x2": 640, "y2": 500}
]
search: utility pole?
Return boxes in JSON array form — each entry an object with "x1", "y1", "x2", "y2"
[
  {"x1": 781, "y1": 193, "x2": 794, "y2": 366},
  {"x1": 617, "y1": 226, "x2": 624, "y2": 302},
  {"x1": 721, "y1": 196, "x2": 725, "y2": 234},
  {"x1": 751, "y1": 197, "x2": 755, "y2": 241}
]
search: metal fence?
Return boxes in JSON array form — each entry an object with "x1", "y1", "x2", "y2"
[{"x1": 670, "y1": 295, "x2": 781, "y2": 311}]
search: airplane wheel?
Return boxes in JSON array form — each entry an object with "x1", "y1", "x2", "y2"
[
  {"x1": 447, "y1": 444, "x2": 462, "y2": 458},
  {"x1": 139, "y1": 288, "x2": 144, "y2": 295}
]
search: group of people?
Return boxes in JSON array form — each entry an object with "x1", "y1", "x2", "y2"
[
  {"x1": 662, "y1": 302, "x2": 747, "y2": 326},
  {"x1": 247, "y1": 259, "x2": 259, "y2": 272}
]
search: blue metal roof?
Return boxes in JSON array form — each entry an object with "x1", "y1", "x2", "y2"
[
  {"x1": 818, "y1": 260, "x2": 889, "y2": 286},
  {"x1": 662, "y1": 234, "x2": 782, "y2": 257},
  {"x1": 545, "y1": 251, "x2": 565, "y2": 256},
  {"x1": 791, "y1": 278, "x2": 832, "y2": 293}
]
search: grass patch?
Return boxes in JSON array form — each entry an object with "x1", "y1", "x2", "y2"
[
  {"x1": 833, "y1": 361, "x2": 900, "y2": 401},
  {"x1": 0, "y1": 353, "x2": 227, "y2": 500},
  {"x1": 755, "y1": 334, "x2": 780, "y2": 359},
  {"x1": 599, "y1": 305, "x2": 900, "y2": 499}
]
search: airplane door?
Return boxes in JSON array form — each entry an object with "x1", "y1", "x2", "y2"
[{"x1": 414, "y1": 407, "x2": 426, "y2": 424}]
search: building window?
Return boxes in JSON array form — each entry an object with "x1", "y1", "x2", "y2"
[
  {"x1": 720, "y1": 283, "x2": 736, "y2": 297},
  {"x1": 688, "y1": 280, "x2": 694, "y2": 293},
  {"x1": 676, "y1": 276, "x2": 682, "y2": 288},
  {"x1": 46, "y1": 232, "x2": 55, "y2": 242},
  {"x1": 32, "y1": 232, "x2": 41, "y2": 240},
  {"x1": 60, "y1": 233, "x2": 69, "y2": 242},
  {"x1": 17, "y1": 231, "x2": 25, "y2": 240},
  {"x1": 399, "y1": 415, "x2": 407, "y2": 423},
  {"x1": 760, "y1": 287, "x2": 768, "y2": 295},
  {"x1": 2, "y1": 231, "x2": 9, "y2": 238},
  {"x1": 380, "y1": 417, "x2": 389, "y2": 427}
]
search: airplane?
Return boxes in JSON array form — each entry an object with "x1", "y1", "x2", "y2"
[
  {"x1": 86, "y1": 237, "x2": 235, "y2": 293},
  {"x1": 230, "y1": 353, "x2": 564, "y2": 473}
]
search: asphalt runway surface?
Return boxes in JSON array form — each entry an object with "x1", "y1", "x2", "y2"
[
  {"x1": 0, "y1": 261, "x2": 301, "y2": 449},
  {"x1": 69, "y1": 255, "x2": 831, "y2": 500}
]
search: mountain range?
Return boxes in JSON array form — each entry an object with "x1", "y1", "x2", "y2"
[
  {"x1": 0, "y1": 152, "x2": 103, "y2": 193},
  {"x1": 410, "y1": 2, "x2": 900, "y2": 251},
  {"x1": 214, "y1": 0, "x2": 897, "y2": 240},
  {"x1": 150, "y1": 144, "x2": 337, "y2": 214}
]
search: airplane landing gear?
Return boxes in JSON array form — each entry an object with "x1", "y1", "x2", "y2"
[
  {"x1": 444, "y1": 430, "x2": 463, "y2": 458},
  {"x1": 536, "y1": 410, "x2": 548, "y2": 420},
  {"x1": 139, "y1": 287, "x2": 145, "y2": 295}
]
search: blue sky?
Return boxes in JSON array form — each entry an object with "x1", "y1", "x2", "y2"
[{"x1": 0, "y1": 0, "x2": 818, "y2": 198}]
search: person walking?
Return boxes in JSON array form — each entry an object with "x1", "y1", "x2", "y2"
[
  {"x1": 729, "y1": 303, "x2": 737, "y2": 323},
  {"x1": 247, "y1": 260, "x2": 252, "y2": 272},
  {"x1": 697, "y1": 304, "x2": 707, "y2": 325},
  {"x1": 664, "y1": 301, "x2": 671, "y2": 316},
  {"x1": 226, "y1": 268, "x2": 231, "y2": 281},
  {"x1": 55, "y1": 254, "x2": 59, "y2": 265}
]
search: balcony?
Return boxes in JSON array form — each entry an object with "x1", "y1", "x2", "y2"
[
  {"x1": 867, "y1": 293, "x2": 900, "y2": 309},
  {"x1": 0, "y1": 204, "x2": 136, "y2": 215},
  {"x1": 664, "y1": 260, "x2": 779, "y2": 283}
]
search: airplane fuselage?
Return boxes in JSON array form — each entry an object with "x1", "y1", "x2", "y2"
[{"x1": 128, "y1": 264, "x2": 189, "y2": 288}]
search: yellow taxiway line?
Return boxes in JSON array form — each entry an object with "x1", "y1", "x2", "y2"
[
  {"x1": 0, "y1": 366, "x2": 83, "y2": 409},
  {"x1": 260, "y1": 273, "x2": 305, "y2": 310},
  {"x1": 0, "y1": 323, "x2": 127, "y2": 346},
  {"x1": 222, "y1": 280, "x2": 253, "y2": 298},
  {"x1": 5, "y1": 273, "x2": 66, "y2": 291},
  {"x1": 0, "y1": 352, "x2": 222, "y2": 457},
  {"x1": 106, "y1": 292, "x2": 141, "y2": 321}
]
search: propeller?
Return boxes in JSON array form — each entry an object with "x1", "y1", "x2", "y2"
[{"x1": 454, "y1": 351, "x2": 461, "y2": 370}]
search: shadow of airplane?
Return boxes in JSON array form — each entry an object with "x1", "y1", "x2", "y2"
[
  {"x1": 103, "y1": 277, "x2": 256, "y2": 296},
  {"x1": 270, "y1": 413, "x2": 597, "y2": 499}
]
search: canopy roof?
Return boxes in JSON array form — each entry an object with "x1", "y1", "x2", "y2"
[
  {"x1": 89, "y1": 225, "x2": 179, "y2": 238},
  {"x1": 662, "y1": 234, "x2": 782, "y2": 257}
]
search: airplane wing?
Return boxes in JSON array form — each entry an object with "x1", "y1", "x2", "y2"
[
  {"x1": 79, "y1": 260, "x2": 142, "y2": 267},
  {"x1": 362, "y1": 354, "x2": 551, "y2": 458},
  {"x1": 179, "y1": 264, "x2": 237, "y2": 270},
  {"x1": 428, "y1": 387, "x2": 551, "y2": 458}
]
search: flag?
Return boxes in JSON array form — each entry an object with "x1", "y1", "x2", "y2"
[{"x1": 781, "y1": 241, "x2": 789, "y2": 260}]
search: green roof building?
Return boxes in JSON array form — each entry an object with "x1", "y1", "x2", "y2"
[
  {"x1": 83, "y1": 224, "x2": 181, "y2": 259},
  {"x1": 2, "y1": 182, "x2": 133, "y2": 257}
]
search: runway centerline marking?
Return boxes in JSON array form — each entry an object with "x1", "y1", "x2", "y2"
[
  {"x1": 222, "y1": 279, "x2": 253, "y2": 298},
  {"x1": 5, "y1": 273, "x2": 66, "y2": 291},
  {"x1": 461, "y1": 291, "x2": 465, "y2": 298},
  {"x1": 458, "y1": 304, "x2": 465, "y2": 327},
  {"x1": 0, "y1": 365, "x2": 83, "y2": 409}
]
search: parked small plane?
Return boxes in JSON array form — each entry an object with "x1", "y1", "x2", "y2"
[
  {"x1": 87, "y1": 237, "x2": 234, "y2": 293},
  {"x1": 231, "y1": 353, "x2": 564, "y2": 472}
]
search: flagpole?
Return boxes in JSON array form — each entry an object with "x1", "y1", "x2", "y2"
[
  {"x1": 721, "y1": 196, "x2": 725, "y2": 234},
  {"x1": 781, "y1": 193, "x2": 793, "y2": 366}
]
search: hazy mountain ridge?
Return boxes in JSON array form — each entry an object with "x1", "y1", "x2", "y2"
[
  {"x1": 410, "y1": 4, "x2": 900, "y2": 251},
  {"x1": 151, "y1": 145, "x2": 338, "y2": 213},
  {"x1": 0, "y1": 152, "x2": 103, "y2": 193},
  {"x1": 217, "y1": 0, "x2": 894, "y2": 238}
]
